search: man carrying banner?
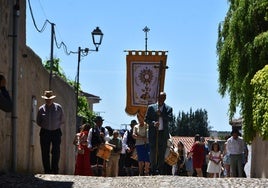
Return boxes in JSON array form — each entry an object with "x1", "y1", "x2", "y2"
[{"x1": 145, "y1": 91, "x2": 173, "y2": 175}]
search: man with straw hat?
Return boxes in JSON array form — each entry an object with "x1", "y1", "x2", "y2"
[{"x1": 36, "y1": 90, "x2": 65, "y2": 174}]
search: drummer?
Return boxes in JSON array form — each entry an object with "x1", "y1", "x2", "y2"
[
  {"x1": 87, "y1": 116, "x2": 110, "y2": 176},
  {"x1": 122, "y1": 120, "x2": 139, "y2": 176}
]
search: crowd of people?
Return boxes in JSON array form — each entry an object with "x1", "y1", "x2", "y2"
[
  {"x1": 72, "y1": 91, "x2": 175, "y2": 177},
  {"x1": 34, "y1": 90, "x2": 248, "y2": 178}
]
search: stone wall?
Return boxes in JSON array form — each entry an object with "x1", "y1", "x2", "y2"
[
  {"x1": 0, "y1": 0, "x2": 76, "y2": 174},
  {"x1": 251, "y1": 135, "x2": 268, "y2": 178}
]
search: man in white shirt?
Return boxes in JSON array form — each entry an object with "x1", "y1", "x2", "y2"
[{"x1": 226, "y1": 129, "x2": 246, "y2": 177}]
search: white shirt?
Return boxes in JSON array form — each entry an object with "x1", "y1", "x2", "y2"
[
  {"x1": 121, "y1": 130, "x2": 129, "y2": 154},
  {"x1": 87, "y1": 126, "x2": 110, "y2": 148},
  {"x1": 226, "y1": 136, "x2": 245, "y2": 155},
  {"x1": 133, "y1": 124, "x2": 149, "y2": 145}
]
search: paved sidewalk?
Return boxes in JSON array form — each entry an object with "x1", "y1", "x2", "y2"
[{"x1": 0, "y1": 174, "x2": 268, "y2": 188}]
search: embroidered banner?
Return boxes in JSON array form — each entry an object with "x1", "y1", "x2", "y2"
[{"x1": 125, "y1": 50, "x2": 168, "y2": 117}]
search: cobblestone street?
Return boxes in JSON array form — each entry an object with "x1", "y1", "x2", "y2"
[{"x1": 0, "y1": 174, "x2": 268, "y2": 188}]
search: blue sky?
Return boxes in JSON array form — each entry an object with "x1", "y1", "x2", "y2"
[{"x1": 26, "y1": 0, "x2": 236, "y2": 131}]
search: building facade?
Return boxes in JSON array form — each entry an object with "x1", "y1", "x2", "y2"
[{"x1": 0, "y1": 0, "x2": 76, "y2": 174}]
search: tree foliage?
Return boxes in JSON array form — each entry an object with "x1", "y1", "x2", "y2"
[
  {"x1": 170, "y1": 108, "x2": 210, "y2": 137},
  {"x1": 77, "y1": 95, "x2": 96, "y2": 126},
  {"x1": 44, "y1": 58, "x2": 67, "y2": 81},
  {"x1": 251, "y1": 65, "x2": 268, "y2": 140},
  {"x1": 43, "y1": 58, "x2": 95, "y2": 125},
  {"x1": 168, "y1": 115, "x2": 177, "y2": 135},
  {"x1": 217, "y1": 0, "x2": 268, "y2": 142}
]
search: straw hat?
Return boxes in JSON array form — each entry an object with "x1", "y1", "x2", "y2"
[{"x1": 41, "y1": 90, "x2": 56, "y2": 99}]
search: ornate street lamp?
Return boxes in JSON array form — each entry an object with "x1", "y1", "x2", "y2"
[
  {"x1": 91, "y1": 26, "x2": 103, "y2": 51},
  {"x1": 75, "y1": 27, "x2": 103, "y2": 129}
]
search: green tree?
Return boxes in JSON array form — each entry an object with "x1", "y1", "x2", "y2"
[
  {"x1": 43, "y1": 58, "x2": 95, "y2": 126},
  {"x1": 217, "y1": 0, "x2": 268, "y2": 142},
  {"x1": 172, "y1": 108, "x2": 210, "y2": 137},
  {"x1": 251, "y1": 65, "x2": 268, "y2": 140},
  {"x1": 77, "y1": 95, "x2": 96, "y2": 126},
  {"x1": 168, "y1": 115, "x2": 177, "y2": 136},
  {"x1": 44, "y1": 58, "x2": 67, "y2": 81}
]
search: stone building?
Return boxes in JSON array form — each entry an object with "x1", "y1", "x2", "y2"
[{"x1": 0, "y1": 0, "x2": 76, "y2": 174}]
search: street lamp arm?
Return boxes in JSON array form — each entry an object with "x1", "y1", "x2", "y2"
[
  {"x1": 74, "y1": 26, "x2": 103, "y2": 132},
  {"x1": 70, "y1": 46, "x2": 99, "y2": 57}
]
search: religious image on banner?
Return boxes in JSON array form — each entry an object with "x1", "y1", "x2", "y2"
[
  {"x1": 125, "y1": 50, "x2": 167, "y2": 116},
  {"x1": 131, "y1": 62, "x2": 160, "y2": 106}
]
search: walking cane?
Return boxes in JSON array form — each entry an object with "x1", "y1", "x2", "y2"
[{"x1": 155, "y1": 105, "x2": 161, "y2": 171}]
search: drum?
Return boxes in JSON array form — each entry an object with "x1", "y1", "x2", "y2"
[
  {"x1": 165, "y1": 148, "x2": 179, "y2": 166},
  {"x1": 96, "y1": 144, "x2": 113, "y2": 161}
]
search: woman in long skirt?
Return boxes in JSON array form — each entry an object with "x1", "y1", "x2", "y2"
[{"x1": 74, "y1": 124, "x2": 93, "y2": 176}]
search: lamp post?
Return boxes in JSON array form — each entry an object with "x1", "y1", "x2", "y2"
[{"x1": 75, "y1": 27, "x2": 103, "y2": 129}]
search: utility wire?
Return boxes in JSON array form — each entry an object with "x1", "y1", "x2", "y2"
[
  {"x1": 27, "y1": 0, "x2": 50, "y2": 33},
  {"x1": 53, "y1": 31, "x2": 72, "y2": 56},
  {"x1": 27, "y1": 0, "x2": 81, "y2": 57}
]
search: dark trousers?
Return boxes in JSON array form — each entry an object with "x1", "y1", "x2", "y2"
[
  {"x1": 40, "y1": 128, "x2": 62, "y2": 174},
  {"x1": 202, "y1": 164, "x2": 208, "y2": 177},
  {"x1": 118, "y1": 154, "x2": 126, "y2": 176},
  {"x1": 163, "y1": 162, "x2": 172, "y2": 175},
  {"x1": 150, "y1": 131, "x2": 167, "y2": 175},
  {"x1": 90, "y1": 149, "x2": 104, "y2": 176},
  {"x1": 124, "y1": 151, "x2": 138, "y2": 176}
]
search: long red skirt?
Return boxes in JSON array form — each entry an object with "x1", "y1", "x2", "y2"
[{"x1": 74, "y1": 147, "x2": 92, "y2": 176}]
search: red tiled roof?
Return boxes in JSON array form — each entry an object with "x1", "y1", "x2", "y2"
[{"x1": 171, "y1": 136, "x2": 211, "y2": 153}]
